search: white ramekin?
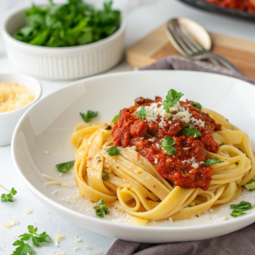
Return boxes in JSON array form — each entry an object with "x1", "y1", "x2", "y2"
[
  {"x1": 2, "y1": 7, "x2": 126, "y2": 81},
  {"x1": 0, "y1": 73, "x2": 42, "y2": 146}
]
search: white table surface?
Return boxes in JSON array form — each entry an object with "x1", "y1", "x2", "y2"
[{"x1": 0, "y1": 1, "x2": 254, "y2": 254}]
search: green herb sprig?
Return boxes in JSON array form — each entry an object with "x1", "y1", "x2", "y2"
[
  {"x1": 244, "y1": 179, "x2": 255, "y2": 191},
  {"x1": 189, "y1": 101, "x2": 202, "y2": 110},
  {"x1": 1, "y1": 185, "x2": 17, "y2": 202},
  {"x1": 230, "y1": 201, "x2": 252, "y2": 217},
  {"x1": 93, "y1": 199, "x2": 109, "y2": 217},
  {"x1": 203, "y1": 158, "x2": 224, "y2": 166},
  {"x1": 137, "y1": 106, "x2": 147, "y2": 121},
  {"x1": 80, "y1": 110, "x2": 98, "y2": 123},
  {"x1": 163, "y1": 89, "x2": 183, "y2": 113},
  {"x1": 102, "y1": 172, "x2": 109, "y2": 181},
  {"x1": 106, "y1": 146, "x2": 120, "y2": 156},
  {"x1": 56, "y1": 160, "x2": 75, "y2": 173},
  {"x1": 14, "y1": 0, "x2": 121, "y2": 47},
  {"x1": 112, "y1": 115, "x2": 120, "y2": 123},
  {"x1": 183, "y1": 123, "x2": 201, "y2": 138},
  {"x1": 161, "y1": 136, "x2": 177, "y2": 156},
  {"x1": 12, "y1": 225, "x2": 51, "y2": 255}
]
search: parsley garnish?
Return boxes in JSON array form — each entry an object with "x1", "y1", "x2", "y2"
[
  {"x1": 163, "y1": 89, "x2": 184, "y2": 113},
  {"x1": 235, "y1": 162, "x2": 239, "y2": 165},
  {"x1": 1, "y1": 185, "x2": 17, "y2": 202},
  {"x1": 244, "y1": 179, "x2": 255, "y2": 191},
  {"x1": 137, "y1": 106, "x2": 147, "y2": 121},
  {"x1": 203, "y1": 158, "x2": 224, "y2": 166},
  {"x1": 106, "y1": 146, "x2": 120, "y2": 156},
  {"x1": 183, "y1": 123, "x2": 201, "y2": 138},
  {"x1": 12, "y1": 225, "x2": 51, "y2": 255},
  {"x1": 161, "y1": 136, "x2": 177, "y2": 156},
  {"x1": 230, "y1": 201, "x2": 252, "y2": 217},
  {"x1": 102, "y1": 173, "x2": 109, "y2": 181},
  {"x1": 80, "y1": 110, "x2": 98, "y2": 123},
  {"x1": 93, "y1": 199, "x2": 109, "y2": 217},
  {"x1": 106, "y1": 125, "x2": 112, "y2": 130},
  {"x1": 184, "y1": 170, "x2": 188, "y2": 175},
  {"x1": 56, "y1": 160, "x2": 75, "y2": 173},
  {"x1": 189, "y1": 101, "x2": 202, "y2": 110},
  {"x1": 112, "y1": 114, "x2": 120, "y2": 123},
  {"x1": 13, "y1": 0, "x2": 121, "y2": 47}
]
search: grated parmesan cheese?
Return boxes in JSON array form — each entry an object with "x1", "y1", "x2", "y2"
[
  {"x1": 190, "y1": 117, "x2": 205, "y2": 127},
  {"x1": 148, "y1": 137, "x2": 156, "y2": 142},
  {"x1": 26, "y1": 209, "x2": 32, "y2": 214},
  {"x1": 182, "y1": 157, "x2": 199, "y2": 169},
  {"x1": 2, "y1": 221, "x2": 18, "y2": 228},
  {"x1": 54, "y1": 235, "x2": 65, "y2": 247},
  {"x1": 84, "y1": 245, "x2": 91, "y2": 250},
  {"x1": 75, "y1": 236, "x2": 82, "y2": 243}
]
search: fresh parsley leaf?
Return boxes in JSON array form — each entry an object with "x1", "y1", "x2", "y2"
[
  {"x1": 184, "y1": 170, "x2": 188, "y2": 175},
  {"x1": 230, "y1": 210, "x2": 246, "y2": 217},
  {"x1": 106, "y1": 125, "x2": 112, "y2": 130},
  {"x1": 183, "y1": 123, "x2": 201, "y2": 138},
  {"x1": 56, "y1": 160, "x2": 75, "y2": 173},
  {"x1": 80, "y1": 110, "x2": 98, "y2": 123},
  {"x1": 112, "y1": 114, "x2": 120, "y2": 123},
  {"x1": 161, "y1": 136, "x2": 177, "y2": 156},
  {"x1": 235, "y1": 162, "x2": 239, "y2": 165},
  {"x1": 189, "y1": 101, "x2": 202, "y2": 110},
  {"x1": 12, "y1": 225, "x2": 51, "y2": 255},
  {"x1": 203, "y1": 158, "x2": 224, "y2": 166},
  {"x1": 102, "y1": 173, "x2": 109, "y2": 181},
  {"x1": 137, "y1": 106, "x2": 147, "y2": 121},
  {"x1": 106, "y1": 146, "x2": 120, "y2": 156},
  {"x1": 93, "y1": 199, "x2": 109, "y2": 217},
  {"x1": 163, "y1": 89, "x2": 184, "y2": 113},
  {"x1": 244, "y1": 179, "x2": 255, "y2": 191},
  {"x1": 0, "y1": 185, "x2": 17, "y2": 202},
  {"x1": 230, "y1": 201, "x2": 252, "y2": 212}
]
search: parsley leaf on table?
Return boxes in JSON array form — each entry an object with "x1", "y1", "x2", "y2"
[
  {"x1": 163, "y1": 89, "x2": 184, "y2": 113},
  {"x1": 203, "y1": 158, "x2": 224, "y2": 166},
  {"x1": 106, "y1": 146, "x2": 120, "y2": 156},
  {"x1": 12, "y1": 225, "x2": 51, "y2": 255},
  {"x1": 80, "y1": 110, "x2": 98, "y2": 123},
  {"x1": 183, "y1": 123, "x2": 201, "y2": 138},
  {"x1": 189, "y1": 101, "x2": 202, "y2": 110},
  {"x1": 137, "y1": 106, "x2": 147, "y2": 121},
  {"x1": 56, "y1": 160, "x2": 75, "y2": 173},
  {"x1": 0, "y1": 185, "x2": 17, "y2": 202},
  {"x1": 161, "y1": 136, "x2": 177, "y2": 156},
  {"x1": 244, "y1": 179, "x2": 255, "y2": 191},
  {"x1": 93, "y1": 199, "x2": 109, "y2": 217}
]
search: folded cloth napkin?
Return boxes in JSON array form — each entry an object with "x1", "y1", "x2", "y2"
[{"x1": 106, "y1": 56, "x2": 255, "y2": 255}]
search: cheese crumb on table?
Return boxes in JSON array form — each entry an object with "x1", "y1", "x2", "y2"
[
  {"x1": 84, "y1": 245, "x2": 91, "y2": 250},
  {"x1": 74, "y1": 247, "x2": 78, "y2": 252},
  {"x1": 26, "y1": 209, "x2": 32, "y2": 214},
  {"x1": 54, "y1": 234, "x2": 65, "y2": 247},
  {"x1": 75, "y1": 236, "x2": 82, "y2": 242},
  {"x1": 57, "y1": 253, "x2": 64, "y2": 255},
  {"x1": 2, "y1": 221, "x2": 18, "y2": 228},
  {"x1": 93, "y1": 253, "x2": 102, "y2": 255}
]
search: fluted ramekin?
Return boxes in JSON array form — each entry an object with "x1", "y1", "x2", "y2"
[{"x1": 2, "y1": 7, "x2": 126, "y2": 80}]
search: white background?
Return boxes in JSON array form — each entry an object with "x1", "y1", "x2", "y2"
[{"x1": 0, "y1": 0, "x2": 254, "y2": 254}]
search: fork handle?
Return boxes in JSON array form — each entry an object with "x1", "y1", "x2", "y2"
[{"x1": 196, "y1": 53, "x2": 243, "y2": 75}]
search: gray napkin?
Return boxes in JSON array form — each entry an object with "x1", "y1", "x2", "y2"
[{"x1": 106, "y1": 56, "x2": 255, "y2": 255}]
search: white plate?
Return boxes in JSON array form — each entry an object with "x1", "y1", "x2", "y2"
[{"x1": 12, "y1": 71, "x2": 255, "y2": 243}]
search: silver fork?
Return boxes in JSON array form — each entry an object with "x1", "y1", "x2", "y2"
[{"x1": 166, "y1": 19, "x2": 243, "y2": 74}]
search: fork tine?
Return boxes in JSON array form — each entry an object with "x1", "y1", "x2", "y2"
[
  {"x1": 167, "y1": 22, "x2": 193, "y2": 56},
  {"x1": 173, "y1": 20, "x2": 201, "y2": 54}
]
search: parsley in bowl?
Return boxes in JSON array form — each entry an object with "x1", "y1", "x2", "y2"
[{"x1": 13, "y1": 0, "x2": 121, "y2": 47}]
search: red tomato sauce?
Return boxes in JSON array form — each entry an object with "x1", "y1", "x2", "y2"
[{"x1": 111, "y1": 97, "x2": 221, "y2": 190}]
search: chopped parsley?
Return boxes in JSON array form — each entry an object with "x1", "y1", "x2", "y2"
[
  {"x1": 102, "y1": 172, "x2": 109, "y2": 181},
  {"x1": 161, "y1": 136, "x2": 177, "y2": 156},
  {"x1": 106, "y1": 146, "x2": 120, "y2": 156},
  {"x1": 93, "y1": 199, "x2": 109, "y2": 217},
  {"x1": 235, "y1": 162, "x2": 239, "y2": 165},
  {"x1": 1, "y1": 186, "x2": 17, "y2": 202},
  {"x1": 106, "y1": 125, "x2": 112, "y2": 130},
  {"x1": 12, "y1": 225, "x2": 51, "y2": 255},
  {"x1": 203, "y1": 158, "x2": 224, "y2": 166},
  {"x1": 112, "y1": 114, "x2": 120, "y2": 123},
  {"x1": 56, "y1": 160, "x2": 75, "y2": 173},
  {"x1": 230, "y1": 201, "x2": 252, "y2": 217},
  {"x1": 189, "y1": 101, "x2": 202, "y2": 110},
  {"x1": 163, "y1": 89, "x2": 184, "y2": 113},
  {"x1": 137, "y1": 106, "x2": 147, "y2": 121},
  {"x1": 184, "y1": 170, "x2": 188, "y2": 175},
  {"x1": 244, "y1": 179, "x2": 255, "y2": 191},
  {"x1": 183, "y1": 123, "x2": 201, "y2": 138},
  {"x1": 80, "y1": 110, "x2": 98, "y2": 123}
]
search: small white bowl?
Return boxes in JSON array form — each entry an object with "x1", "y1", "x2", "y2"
[
  {"x1": 2, "y1": 7, "x2": 126, "y2": 81},
  {"x1": 0, "y1": 73, "x2": 42, "y2": 146}
]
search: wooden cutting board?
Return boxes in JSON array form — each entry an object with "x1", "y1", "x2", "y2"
[{"x1": 126, "y1": 23, "x2": 255, "y2": 79}]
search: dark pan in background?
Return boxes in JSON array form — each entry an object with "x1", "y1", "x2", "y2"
[{"x1": 178, "y1": 0, "x2": 255, "y2": 21}]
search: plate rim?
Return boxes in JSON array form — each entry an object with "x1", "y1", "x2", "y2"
[{"x1": 11, "y1": 70, "x2": 255, "y2": 233}]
